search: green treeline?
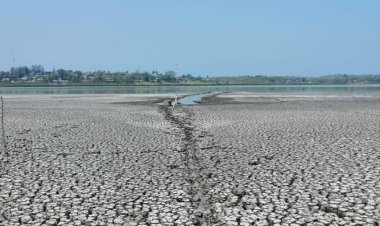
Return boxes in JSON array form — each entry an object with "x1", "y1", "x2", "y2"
[
  {"x1": 0, "y1": 65, "x2": 379, "y2": 86},
  {"x1": 209, "y1": 74, "x2": 380, "y2": 85},
  {"x1": 0, "y1": 66, "x2": 202, "y2": 85}
]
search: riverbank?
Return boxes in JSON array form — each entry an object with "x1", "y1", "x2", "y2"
[
  {"x1": 0, "y1": 94, "x2": 379, "y2": 225},
  {"x1": 0, "y1": 84, "x2": 379, "y2": 96}
]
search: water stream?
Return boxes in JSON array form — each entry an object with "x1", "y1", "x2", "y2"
[{"x1": 176, "y1": 92, "x2": 221, "y2": 105}]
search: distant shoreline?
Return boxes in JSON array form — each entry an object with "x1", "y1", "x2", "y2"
[{"x1": 1, "y1": 83, "x2": 380, "y2": 88}]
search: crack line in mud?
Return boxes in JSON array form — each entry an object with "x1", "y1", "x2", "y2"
[{"x1": 158, "y1": 104, "x2": 213, "y2": 225}]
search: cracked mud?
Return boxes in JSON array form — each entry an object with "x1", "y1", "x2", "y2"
[{"x1": 0, "y1": 95, "x2": 379, "y2": 226}]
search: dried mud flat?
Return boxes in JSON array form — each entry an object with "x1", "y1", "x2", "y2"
[{"x1": 0, "y1": 94, "x2": 379, "y2": 225}]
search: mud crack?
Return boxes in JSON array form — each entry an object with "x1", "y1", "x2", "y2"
[{"x1": 158, "y1": 104, "x2": 214, "y2": 225}]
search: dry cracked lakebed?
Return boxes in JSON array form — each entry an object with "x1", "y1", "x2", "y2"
[{"x1": 0, "y1": 94, "x2": 379, "y2": 225}]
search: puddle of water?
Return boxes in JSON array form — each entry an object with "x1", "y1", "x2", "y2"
[{"x1": 175, "y1": 92, "x2": 220, "y2": 105}]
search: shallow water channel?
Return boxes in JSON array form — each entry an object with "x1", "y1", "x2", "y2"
[{"x1": 175, "y1": 92, "x2": 220, "y2": 105}]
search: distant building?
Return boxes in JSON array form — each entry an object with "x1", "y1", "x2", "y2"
[
  {"x1": 57, "y1": 78, "x2": 68, "y2": 84},
  {"x1": 103, "y1": 75, "x2": 115, "y2": 82}
]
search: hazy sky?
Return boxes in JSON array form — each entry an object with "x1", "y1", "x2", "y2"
[{"x1": 1, "y1": 0, "x2": 380, "y2": 76}]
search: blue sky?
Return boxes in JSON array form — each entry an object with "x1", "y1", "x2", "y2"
[{"x1": 1, "y1": 0, "x2": 379, "y2": 76}]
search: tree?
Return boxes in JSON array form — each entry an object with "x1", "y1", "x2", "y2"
[
  {"x1": 143, "y1": 72, "x2": 150, "y2": 82},
  {"x1": 30, "y1": 65, "x2": 44, "y2": 75},
  {"x1": 57, "y1": 69, "x2": 68, "y2": 80},
  {"x1": 160, "y1": 71, "x2": 176, "y2": 82},
  {"x1": 10, "y1": 66, "x2": 29, "y2": 78},
  {"x1": 114, "y1": 73, "x2": 124, "y2": 83}
]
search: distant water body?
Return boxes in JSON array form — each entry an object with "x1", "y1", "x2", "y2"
[{"x1": 0, "y1": 85, "x2": 379, "y2": 96}]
